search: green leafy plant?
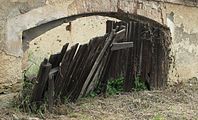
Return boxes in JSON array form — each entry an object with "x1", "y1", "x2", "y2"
[
  {"x1": 87, "y1": 77, "x2": 124, "y2": 97},
  {"x1": 87, "y1": 91, "x2": 98, "y2": 97},
  {"x1": 134, "y1": 74, "x2": 147, "y2": 91},
  {"x1": 12, "y1": 71, "x2": 34, "y2": 113},
  {"x1": 107, "y1": 77, "x2": 124, "y2": 95}
]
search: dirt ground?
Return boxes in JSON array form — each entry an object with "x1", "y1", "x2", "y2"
[{"x1": 0, "y1": 78, "x2": 198, "y2": 120}]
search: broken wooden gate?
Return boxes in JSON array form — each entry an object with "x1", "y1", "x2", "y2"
[{"x1": 31, "y1": 20, "x2": 171, "y2": 110}]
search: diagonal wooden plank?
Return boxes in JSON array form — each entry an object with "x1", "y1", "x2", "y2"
[
  {"x1": 79, "y1": 30, "x2": 116, "y2": 98},
  {"x1": 111, "y1": 42, "x2": 133, "y2": 51},
  {"x1": 113, "y1": 29, "x2": 126, "y2": 42}
]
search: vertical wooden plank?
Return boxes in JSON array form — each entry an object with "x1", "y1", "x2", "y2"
[
  {"x1": 31, "y1": 59, "x2": 52, "y2": 105},
  {"x1": 99, "y1": 50, "x2": 113, "y2": 96},
  {"x1": 54, "y1": 44, "x2": 79, "y2": 100},
  {"x1": 138, "y1": 24, "x2": 143, "y2": 75},
  {"x1": 69, "y1": 36, "x2": 106, "y2": 101},
  {"x1": 151, "y1": 28, "x2": 158, "y2": 89},
  {"x1": 58, "y1": 44, "x2": 79, "y2": 97},
  {"x1": 106, "y1": 20, "x2": 114, "y2": 33},
  {"x1": 54, "y1": 49, "x2": 71, "y2": 99},
  {"x1": 48, "y1": 74, "x2": 54, "y2": 112},
  {"x1": 124, "y1": 21, "x2": 134, "y2": 92},
  {"x1": 136, "y1": 22, "x2": 142, "y2": 76},
  {"x1": 61, "y1": 44, "x2": 88, "y2": 100},
  {"x1": 79, "y1": 30, "x2": 115, "y2": 97},
  {"x1": 49, "y1": 43, "x2": 69, "y2": 68}
]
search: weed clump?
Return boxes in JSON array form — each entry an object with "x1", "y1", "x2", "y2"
[{"x1": 134, "y1": 75, "x2": 147, "y2": 91}]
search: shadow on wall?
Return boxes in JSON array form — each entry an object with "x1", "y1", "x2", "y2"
[
  {"x1": 22, "y1": 16, "x2": 120, "y2": 77},
  {"x1": 22, "y1": 18, "x2": 68, "y2": 51}
]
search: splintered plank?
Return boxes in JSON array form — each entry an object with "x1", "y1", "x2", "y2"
[
  {"x1": 70, "y1": 37, "x2": 106, "y2": 101},
  {"x1": 54, "y1": 44, "x2": 79, "y2": 99},
  {"x1": 79, "y1": 31, "x2": 115, "y2": 98},
  {"x1": 31, "y1": 59, "x2": 52, "y2": 105},
  {"x1": 49, "y1": 43, "x2": 69, "y2": 68},
  {"x1": 60, "y1": 44, "x2": 88, "y2": 100},
  {"x1": 113, "y1": 29, "x2": 126, "y2": 42},
  {"x1": 59, "y1": 43, "x2": 79, "y2": 95},
  {"x1": 67, "y1": 44, "x2": 92, "y2": 101}
]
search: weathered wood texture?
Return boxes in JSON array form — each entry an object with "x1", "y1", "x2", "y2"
[
  {"x1": 31, "y1": 20, "x2": 171, "y2": 110},
  {"x1": 31, "y1": 59, "x2": 52, "y2": 104}
]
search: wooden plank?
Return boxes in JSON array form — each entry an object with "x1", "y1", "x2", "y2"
[
  {"x1": 137, "y1": 24, "x2": 144, "y2": 75},
  {"x1": 60, "y1": 43, "x2": 70, "y2": 59},
  {"x1": 60, "y1": 44, "x2": 88, "y2": 100},
  {"x1": 58, "y1": 43, "x2": 79, "y2": 98},
  {"x1": 49, "y1": 43, "x2": 69, "y2": 68},
  {"x1": 98, "y1": 50, "x2": 113, "y2": 96},
  {"x1": 79, "y1": 32, "x2": 115, "y2": 98},
  {"x1": 49, "y1": 67, "x2": 58, "y2": 76},
  {"x1": 65, "y1": 37, "x2": 102, "y2": 101},
  {"x1": 111, "y1": 42, "x2": 133, "y2": 51},
  {"x1": 31, "y1": 59, "x2": 52, "y2": 105},
  {"x1": 54, "y1": 44, "x2": 79, "y2": 99},
  {"x1": 124, "y1": 21, "x2": 135, "y2": 92},
  {"x1": 48, "y1": 74, "x2": 54, "y2": 112},
  {"x1": 70, "y1": 37, "x2": 106, "y2": 101},
  {"x1": 54, "y1": 49, "x2": 71, "y2": 99},
  {"x1": 68, "y1": 43, "x2": 96, "y2": 101},
  {"x1": 113, "y1": 29, "x2": 126, "y2": 42},
  {"x1": 106, "y1": 20, "x2": 114, "y2": 33}
]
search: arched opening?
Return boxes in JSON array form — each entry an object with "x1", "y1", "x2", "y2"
[
  {"x1": 22, "y1": 15, "x2": 120, "y2": 77},
  {"x1": 20, "y1": 12, "x2": 170, "y2": 80},
  {"x1": 19, "y1": 12, "x2": 171, "y2": 106}
]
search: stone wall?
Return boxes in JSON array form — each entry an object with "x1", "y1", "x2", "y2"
[{"x1": 0, "y1": 0, "x2": 198, "y2": 107}]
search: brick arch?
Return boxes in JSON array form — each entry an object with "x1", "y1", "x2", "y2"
[{"x1": 5, "y1": 0, "x2": 166, "y2": 57}]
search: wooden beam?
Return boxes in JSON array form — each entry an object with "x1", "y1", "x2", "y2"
[
  {"x1": 79, "y1": 30, "x2": 115, "y2": 98},
  {"x1": 31, "y1": 59, "x2": 52, "y2": 105},
  {"x1": 49, "y1": 67, "x2": 58, "y2": 76},
  {"x1": 114, "y1": 29, "x2": 126, "y2": 42},
  {"x1": 111, "y1": 42, "x2": 133, "y2": 51},
  {"x1": 124, "y1": 21, "x2": 134, "y2": 92},
  {"x1": 48, "y1": 74, "x2": 54, "y2": 112}
]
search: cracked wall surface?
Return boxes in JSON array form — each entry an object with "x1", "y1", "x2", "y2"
[
  {"x1": 166, "y1": 3, "x2": 198, "y2": 83},
  {"x1": 22, "y1": 16, "x2": 119, "y2": 76},
  {"x1": 0, "y1": 0, "x2": 198, "y2": 107}
]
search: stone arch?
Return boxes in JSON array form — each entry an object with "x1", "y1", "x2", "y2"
[{"x1": 5, "y1": 0, "x2": 166, "y2": 57}]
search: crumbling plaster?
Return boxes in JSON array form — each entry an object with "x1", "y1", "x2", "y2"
[
  {"x1": 0, "y1": 0, "x2": 198, "y2": 107},
  {"x1": 1, "y1": 0, "x2": 165, "y2": 95},
  {"x1": 166, "y1": 3, "x2": 198, "y2": 82},
  {"x1": 0, "y1": 0, "x2": 166, "y2": 105},
  {"x1": 5, "y1": 0, "x2": 164, "y2": 57}
]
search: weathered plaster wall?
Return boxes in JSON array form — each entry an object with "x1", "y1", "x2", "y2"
[
  {"x1": 22, "y1": 16, "x2": 118, "y2": 76},
  {"x1": 0, "y1": 0, "x2": 165, "y2": 107},
  {"x1": 166, "y1": 3, "x2": 198, "y2": 83},
  {"x1": 0, "y1": 0, "x2": 198, "y2": 107},
  {"x1": 0, "y1": 0, "x2": 47, "y2": 105}
]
